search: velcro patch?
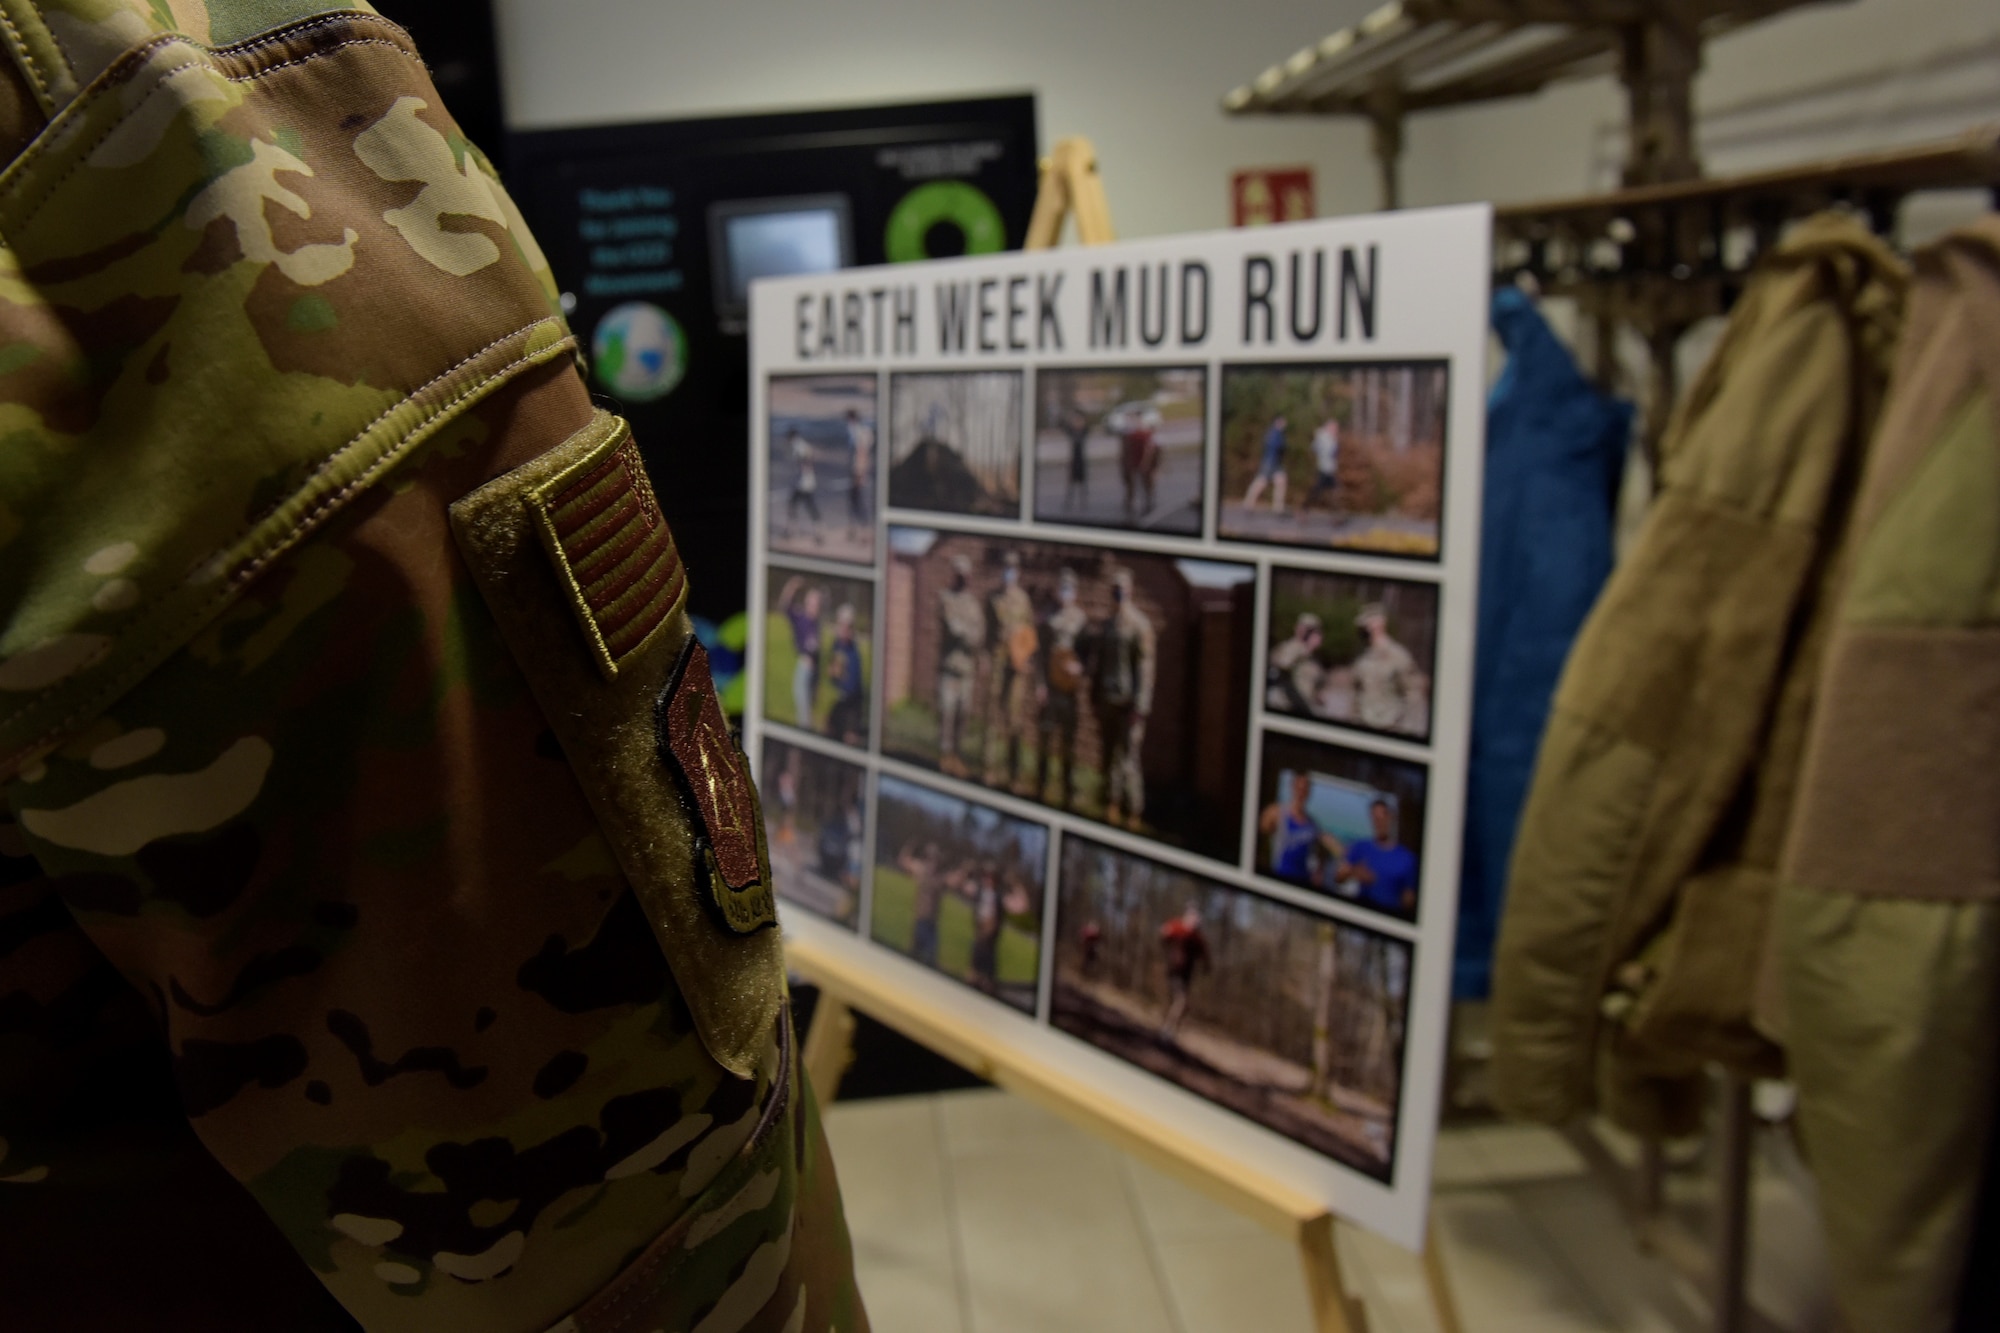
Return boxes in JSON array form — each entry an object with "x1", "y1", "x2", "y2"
[
  {"x1": 525, "y1": 427, "x2": 684, "y2": 680},
  {"x1": 658, "y1": 640, "x2": 778, "y2": 935}
]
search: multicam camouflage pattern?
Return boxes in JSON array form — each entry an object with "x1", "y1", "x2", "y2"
[
  {"x1": 0, "y1": 0, "x2": 569, "y2": 776},
  {"x1": 0, "y1": 4, "x2": 865, "y2": 1330}
]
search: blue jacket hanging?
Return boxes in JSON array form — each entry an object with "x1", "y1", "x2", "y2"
[{"x1": 1457, "y1": 286, "x2": 1632, "y2": 998}]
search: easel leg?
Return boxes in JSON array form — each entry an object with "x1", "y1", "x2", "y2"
[
  {"x1": 1422, "y1": 1231, "x2": 1465, "y2": 1333},
  {"x1": 1297, "y1": 1215, "x2": 1369, "y2": 1333},
  {"x1": 802, "y1": 992, "x2": 857, "y2": 1103}
]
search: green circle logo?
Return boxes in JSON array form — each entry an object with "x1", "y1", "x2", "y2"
[
  {"x1": 884, "y1": 181, "x2": 1008, "y2": 263},
  {"x1": 591, "y1": 302, "x2": 687, "y2": 402}
]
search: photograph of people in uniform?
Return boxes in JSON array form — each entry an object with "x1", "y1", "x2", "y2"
[
  {"x1": 888, "y1": 371, "x2": 1023, "y2": 517},
  {"x1": 881, "y1": 527, "x2": 1254, "y2": 863},
  {"x1": 767, "y1": 373, "x2": 877, "y2": 565},
  {"x1": 1033, "y1": 367, "x2": 1206, "y2": 534},
  {"x1": 764, "y1": 566, "x2": 874, "y2": 749},
  {"x1": 759, "y1": 737, "x2": 867, "y2": 929},
  {"x1": 1052, "y1": 835, "x2": 1412, "y2": 1181},
  {"x1": 1266, "y1": 569, "x2": 1437, "y2": 742},
  {"x1": 1218, "y1": 361, "x2": 1449, "y2": 557},
  {"x1": 1255, "y1": 732, "x2": 1428, "y2": 923},
  {"x1": 870, "y1": 774, "x2": 1047, "y2": 1013}
]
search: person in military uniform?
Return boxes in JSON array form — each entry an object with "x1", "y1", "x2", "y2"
[
  {"x1": 0, "y1": 7, "x2": 865, "y2": 1332},
  {"x1": 1350, "y1": 603, "x2": 1422, "y2": 734},
  {"x1": 1036, "y1": 569, "x2": 1091, "y2": 810},
  {"x1": 1091, "y1": 568, "x2": 1157, "y2": 830},
  {"x1": 936, "y1": 554, "x2": 985, "y2": 778},
  {"x1": 1266, "y1": 611, "x2": 1326, "y2": 716},
  {"x1": 982, "y1": 552, "x2": 1039, "y2": 795}
]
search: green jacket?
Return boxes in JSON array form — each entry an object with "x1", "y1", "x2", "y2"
[
  {"x1": 1777, "y1": 214, "x2": 2000, "y2": 1333},
  {"x1": 0, "y1": 4, "x2": 864, "y2": 1330},
  {"x1": 1490, "y1": 215, "x2": 1908, "y2": 1134}
]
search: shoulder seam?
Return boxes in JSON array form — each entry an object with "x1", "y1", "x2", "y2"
[{"x1": 0, "y1": 21, "x2": 419, "y2": 236}]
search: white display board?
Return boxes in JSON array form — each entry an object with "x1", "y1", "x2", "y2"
[{"x1": 746, "y1": 206, "x2": 1489, "y2": 1249}]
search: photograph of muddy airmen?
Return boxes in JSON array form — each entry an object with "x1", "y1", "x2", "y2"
[{"x1": 880, "y1": 527, "x2": 1254, "y2": 864}]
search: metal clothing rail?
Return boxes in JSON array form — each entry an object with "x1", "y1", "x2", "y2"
[
  {"x1": 1496, "y1": 126, "x2": 2000, "y2": 465},
  {"x1": 1496, "y1": 124, "x2": 2000, "y2": 264}
]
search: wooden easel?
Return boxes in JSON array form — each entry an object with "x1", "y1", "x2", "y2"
[
  {"x1": 1023, "y1": 136, "x2": 1117, "y2": 249},
  {"x1": 793, "y1": 935, "x2": 1462, "y2": 1333}
]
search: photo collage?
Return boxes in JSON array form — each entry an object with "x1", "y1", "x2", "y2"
[{"x1": 754, "y1": 358, "x2": 1449, "y2": 1184}]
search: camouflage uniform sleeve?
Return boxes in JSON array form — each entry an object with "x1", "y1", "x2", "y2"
[{"x1": 0, "y1": 5, "x2": 865, "y2": 1331}]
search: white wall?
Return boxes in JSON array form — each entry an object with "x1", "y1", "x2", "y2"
[
  {"x1": 499, "y1": 0, "x2": 1999, "y2": 240},
  {"x1": 493, "y1": 0, "x2": 1385, "y2": 239}
]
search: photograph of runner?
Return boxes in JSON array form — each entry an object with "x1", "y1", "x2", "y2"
[
  {"x1": 764, "y1": 566, "x2": 874, "y2": 749},
  {"x1": 759, "y1": 737, "x2": 866, "y2": 929},
  {"x1": 1218, "y1": 361, "x2": 1448, "y2": 557},
  {"x1": 767, "y1": 373, "x2": 877, "y2": 565},
  {"x1": 870, "y1": 774, "x2": 1047, "y2": 1013},
  {"x1": 881, "y1": 526, "x2": 1254, "y2": 863},
  {"x1": 1052, "y1": 835, "x2": 1412, "y2": 1181},
  {"x1": 1255, "y1": 732, "x2": 1428, "y2": 922},
  {"x1": 888, "y1": 371, "x2": 1023, "y2": 517},
  {"x1": 1266, "y1": 569, "x2": 1437, "y2": 741},
  {"x1": 1033, "y1": 367, "x2": 1206, "y2": 534}
]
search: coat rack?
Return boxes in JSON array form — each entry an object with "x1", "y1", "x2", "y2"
[{"x1": 1223, "y1": 12, "x2": 2000, "y2": 1331}]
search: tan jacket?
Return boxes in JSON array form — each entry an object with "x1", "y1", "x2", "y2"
[
  {"x1": 1778, "y1": 214, "x2": 2000, "y2": 1333},
  {"x1": 1490, "y1": 215, "x2": 1908, "y2": 1134}
]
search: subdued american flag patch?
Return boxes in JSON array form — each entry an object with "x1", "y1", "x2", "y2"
[{"x1": 525, "y1": 424, "x2": 684, "y2": 680}]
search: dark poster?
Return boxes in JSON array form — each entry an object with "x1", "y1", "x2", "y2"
[{"x1": 508, "y1": 97, "x2": 1039, "y2": 622}]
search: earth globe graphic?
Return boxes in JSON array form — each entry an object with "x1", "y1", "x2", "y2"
[{"x1": 591, "y1": 301, "x2": 687, "y2": 402}]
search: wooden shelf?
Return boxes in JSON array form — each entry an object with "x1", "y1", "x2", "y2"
[{"x1": 1221, "y1": 0, "x2": 1835, "y2": 120}]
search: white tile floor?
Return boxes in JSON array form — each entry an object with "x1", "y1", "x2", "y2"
[{"x1": 823, "y1": 1088, "x2": 1836, "y2": 1333}]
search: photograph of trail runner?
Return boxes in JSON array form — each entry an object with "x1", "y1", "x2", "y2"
[
  {"x1": 1256, "y1": 731, "x2": 1428, "y2": 923},
  {"x1": 880, "y1": 526, "x2": 1253, "y2": 863},
  {"x1": 759, "y1": 737, "x2": 867, "y2": 929},
  {"x1": 870, "y1": 774, "x2": 1047, "y2": 1013},
  {"x1": 888, "y1": 371, "x2": 1023, "y2": 517},
  {"x1": 767, "y1": 373, "x2": 878, "y2": 564},
  {"x1": 1218, "y1": 361, "x2": 1448, "y2": 557},
  {"x1": 1052, "y1": 836, "x2": 1412, "y2": 1180},
  {"x1": 1033, "y1": 367, "x2": 1206, "y2": 534}
]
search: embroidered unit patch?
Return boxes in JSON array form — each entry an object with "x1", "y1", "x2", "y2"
[
  {"x1": 659, "y1": 640, "x2": 779, "y2": 935},
  {"x1": 525, "y1": 424, "x2": 684, "y2": 680}
]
